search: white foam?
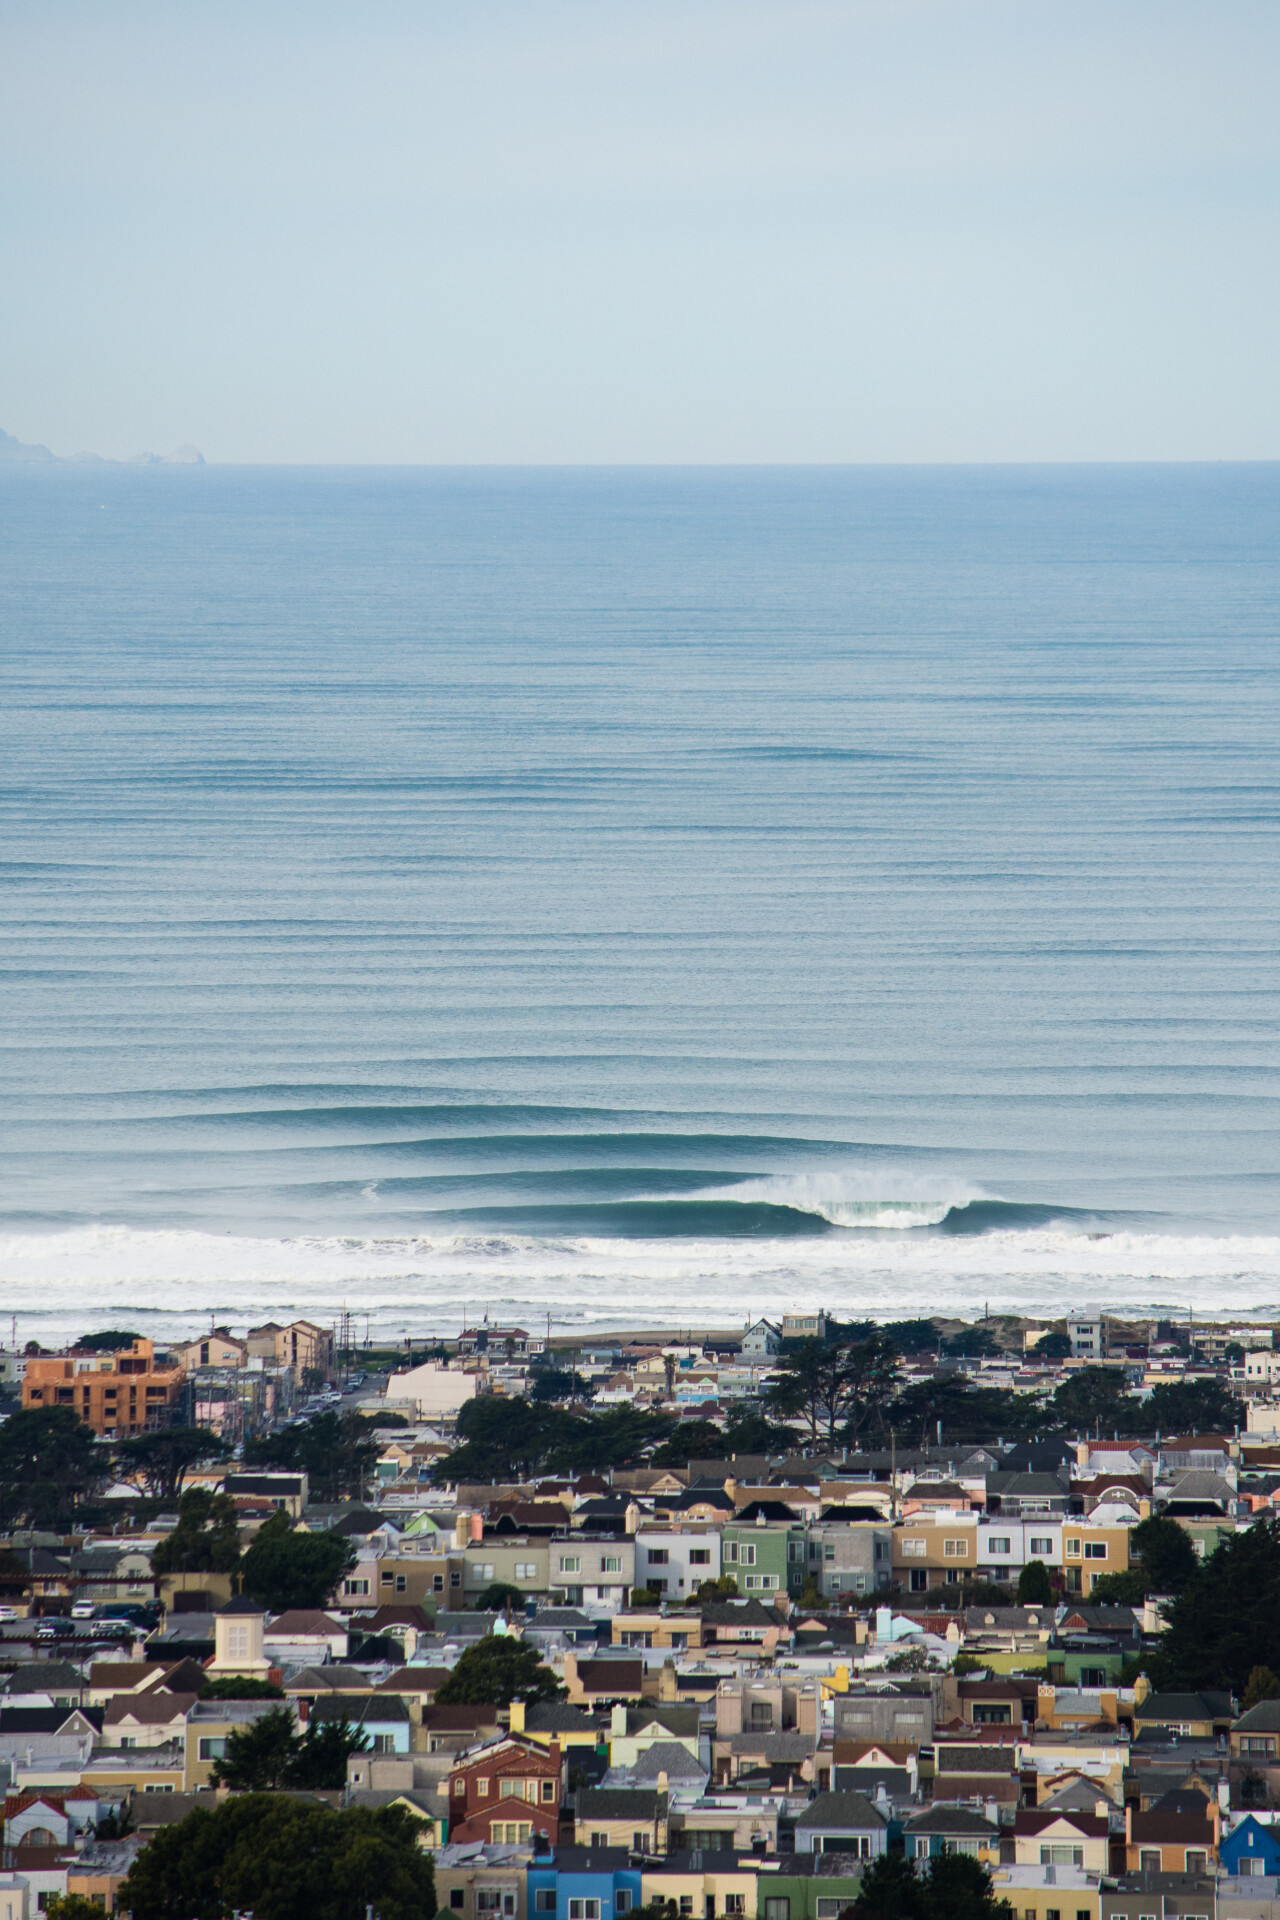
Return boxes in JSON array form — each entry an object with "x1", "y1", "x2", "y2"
[
  {"x1": 2, "y1": 1219, "x2": 1279, "y2": 1346},
  {"x1": 697, "y1": 1168, "x2": 977, "y2": 1229}
]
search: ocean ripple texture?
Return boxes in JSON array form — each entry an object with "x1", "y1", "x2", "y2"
[{"x1": 3, "y1": 463, "x2": 1280, "y2": 1346}]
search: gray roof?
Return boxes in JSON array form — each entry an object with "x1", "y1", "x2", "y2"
[
  {"x1": 796, "y1": 1791, "x2": 889, "y2": 1832},
  {"x1": 726, "y1": 1732, "x2": 817, "y2": 1760},
  {"x1": 2, "y1": 1662, "x2": 85, "y2": 1695},
  {"x1": 1234, "y1": 1701, "x2": 1280, "y2": 1733},
  {"x1": 311, "y1": 1694, "x2": 411, "y2": 1727},
  {"x1": 906, "y1": 1805, "x2": 999, "y2": 1835},
  {"x1": 1135, "y1": 1691, "x2": 1233, "y2": 1721},
  {"x1": 630, "y1": 1742, "x2": 707, "y2": 1783},
  {"x1": 525, "y1": 1701, "x2": 598, "y2": 1735},
  {"x1": 628, "y1": 1705, "x2": 700, "y2": 1736},
  {"x1": 577, "y1": 1788, "x2": 663, "y2": 1820}
]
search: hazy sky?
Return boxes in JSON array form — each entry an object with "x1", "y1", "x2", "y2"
[{"x1": 4, "y1": 1, "x2": 1278, "y2": 463}]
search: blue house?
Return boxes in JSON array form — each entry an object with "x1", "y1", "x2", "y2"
[
  {"x1": 310, "y1": 1693, "x2": 413, "y2": 1754},
  {"x1": 1221, "y1": 1815, "x2": 1280, "y2": 1878},
  {"x1": 528, "y1": 1846, "x2": 643, "y2": 1920}
]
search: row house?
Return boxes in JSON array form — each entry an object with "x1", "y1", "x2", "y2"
[{"x1": 448, "y1": 1736, "x2": 564, "y2": 1845}]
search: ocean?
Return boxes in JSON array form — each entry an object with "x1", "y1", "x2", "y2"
[{"x1": 3, "y1": 461, "x2": 1280, "y2": 1350}]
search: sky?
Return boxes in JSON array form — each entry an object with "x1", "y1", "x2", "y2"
[{"x1": 3, "y1": 0, "x2": 1278, "y2": 464}]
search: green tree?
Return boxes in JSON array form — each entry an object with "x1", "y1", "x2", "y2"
[
  {"x1": 199, "y1": 1675, "x2": 285, "y2": 1701},
  {"x1": 208, "y1": 1705, "x2": 369, "y2": 1791},
  {"x1": 1131, "y1": 1515, "x2": 1199, "y2": 1595},
  {"x1": 434, "y1": 1635, "x2": 561, "y2": 1706},
  {"x1": 881, "y1": 1320, "x2": 942, "y2": 1356},
  {"x1": 1242, "y1": 1664, "x2": 1280, "y2": 1711},
  {"x1": 945, "y1": 1325, "x2": 1003, "y2": 1359},
  {"x1": 1154, "y1": 1516, "x2": 1280, "y2": 1693},
  {"x1": 431, "y1": 1395, "x2": 578, "y2": 1483},
  {"x1": 150, "y1": 1488, "x2": 242, "y2": 1577},
  {"x1": 720, "y1": 1407, "x2": 801, "y2": 1453},
  {"x1": 1144, "y1": 1377, "x2": 1245, "y2": 1435},
  {"x1": 118, "y1": 1792, "x2": 434, "y2": 1920},
  {"x1": 240, "y1": 1510, "x2": 355, "y2": 1612},
  {"x1": 117, "y1": 1426, "x2": 232, "y2": 1503},
  {"x1": 889, "y1": 1377, "x2": 1040, "y2": 1446},
  {"x1": 0, "y1": 1406, "x2": 104, "y2": 1528},
  {"x1": 1087, "y1": 1569, "x2": 1148, "y2": 1605},
  {"x1": 1033, "y1": 1330, "x2": 1073, "y2": 1361},
  {"x1": 547, "y1": 1404, "x2": 677, "y2": 1474},
  {"x1": 45, "y1": 1898, "x2": 111, "y2": 1920},
  {"x1": 475, "y1": 1582, "x2": 528, "y2": 1612},
  {"x1": 836, "y1": 1333, "x2": 903, "y2": 1444},
  {"x1": 650, "y1": 1420, "x2": 727, "y2": 1468},
  {"x1": 1016, "y1": 1560, "x2": 1053, "y2": 1605},
  {"x1": 530, "y1": 1368, "x2": 595, "y2": 1403},
  {"x1": 1051, "y1": 1366, "x2": 1130, "y2": 1432},
  {"x1": 243, "y1": 1410, "x2": 381, "y2": 1503},
  {"x1": 75, "y1": 1330, "x2": 143, "y2": 1353},
  {"x1": 210, "y1": 1706, "x2": 299, "y2": 1789},
  {"x1": 692, "y1": 1575, "x2": 740, "y2": 1602},
  {"x1": 851, "y1": 1851, "x2": 1012, "y2": 1919}
]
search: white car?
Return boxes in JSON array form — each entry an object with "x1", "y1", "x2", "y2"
[
  {"x1": 0, "y1": 1607, "x2": 19, "y2": 1624},
  {"x1": 71, "y1": 1602, "x2": 97, "y2": 1618}
]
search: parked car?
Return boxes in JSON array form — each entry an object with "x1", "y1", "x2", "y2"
[
  {"x1": 71, "y1": 1601, "x2": 97, "y2": 1618},
  {"x1": 35, "y1": 1618, "x2": 74, "y2": 1639},
  {"x1": 0, "y1": 1607, "x2": 19, "y2": 1623}
]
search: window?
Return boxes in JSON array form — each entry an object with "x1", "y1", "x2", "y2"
[
  {"x1": 688, "y1": 1548, "x2": 711, "y2": 1565},
  {"x1": 764, "y1": 1901, "x2": 790, "y2": 1920},
  {"x1": 1245, "y1": 1736, "x2": 1275, "y2": 1755},
  {"x1": 1065, "y1": 1538, "x2": 1081, "y2": 1557},
  {"x1": 396, "y1": 1573, "x2": 407, "y2": 1592},
  {"x1": 815, "y1": 1905, "x2": 847, "y2": 1919},
  {"x1": 738, "y1": 1543, "x2": 756, "y2": 1567},
  {"x1": 559, "y1": 1556, "x2": 580, "y2": 1573},
  {"x1": 477, "y1": 1893, "x2": 506, "y2": 1913},
  {"x1": 986, "y1": 1537, "x2": 1010, "y2": 1554},
  {"x1": 909, "y1": 1569, "x2": 929, "y2": 1592},
  {"x1": 455, "y1": 1779, "x2": 466, "y2": 1796},
  {"x1": 943, "y1": 1539, "x2": 968, "y2": 1558},
  {"x1": 536, "y1": 1895, "x2": 556, "y2": 1913},
  {"x1": 495, "y1": 1823, "x2": 533, "y2": 1844},
  {"x1": 344, "y1": 1577, "x2": 371, "y2": 1596},
  {"x1": 602, "y1": 1556, "x2": 622, "y2": 1573},
  {"x1": 451, "y1": 1570, "x2": 462, "y2": 1586},
  {"x1": 824, "y1": 1545, "x2": 835, "y2": 1562},
  {"x1": 569, "y1": 1901, "x2": 601, "y2": 1919},
  {"x1": 616, "y1": 1895, "x2": 633, "y2": 1914},
  {"x1": 647, "y1": 1549, "x2": 669, "y2": 1566},
  {"x1": 902, "y1": 1538, "x2": 926, "y2": 1558},
  {"x1": 1084, "y1": 1542, "x2": 1106, "y2": 1560},
  {"x1": 434, "y1": 1574, "x2": 445, "y2": 1592},
  {"x1": 1139, "y1": 1851, "x2": 1160, "y2": 1872},
  {"x1": 373, "y1": 1734, "x2": 395, "y2": 1754},
  {"x1": 473, "y1": 1563, "x2": 495, "y2": 1583},
  {"x1": 450, "y1": 1892, "x2": 465, "y2": 1910},
  {"x1": 1040, "y1": 1846, "x2": 1082, "y2": 1867},
  {"x1": 725, "y1": 1900, "x2": 744, "y2": 1917},
  {"x1": 725, "y1": 1542, "x2": 739, "y2": 1563},
  {"x1": 679, "y1": 1901, "x2": 693, "y2": 1918},
  {"x1": 542, "y1": 1780, "x2": 556, "y2": 1801},
  {"x1": 1185, "y1": 1851, "x2": 1207, "y2": 1875},
  {"x1": 590, "y1": 1832, "x2": 608, "y2": 1849},
  {"x1": 1030, "y1": 1536, "x2": 1054, "y2": 1556},
  {"x1": 478, "y1": 1778, "x2": 490, "y2": 1797},
  {"x1": 198, "y1": 1737, "x2": 227, "y2": 1760},
  {"x1": 749, "y1": 1701, "x2": 774, "y2": 1729},
  {"x1": 1080, "y1": 1667, "x2": 1106, "y2": 1688},
  {"x1": 515, "y1": 1562, "x2": 538, "y2": 1580}
]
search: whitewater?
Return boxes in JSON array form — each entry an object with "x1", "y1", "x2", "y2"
[{"x1": 4, "y1": 461, "x2": 1280, "y2": 1345}]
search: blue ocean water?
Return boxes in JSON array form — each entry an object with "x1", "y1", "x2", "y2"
[{"x1": 3, "y1": 462, "x2": 1280, "y2": 1345}]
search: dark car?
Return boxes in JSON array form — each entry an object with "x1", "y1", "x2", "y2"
[{"x1": 34, "y1": 1617, "x2": 75, "y2": 1638}]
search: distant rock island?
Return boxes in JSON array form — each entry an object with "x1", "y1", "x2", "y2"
[{"x1": 0, "y1": 427, "x2": 204, "y2": 465}]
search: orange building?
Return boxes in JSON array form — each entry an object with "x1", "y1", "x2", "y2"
[{"x1": 23, "y1": 1338, "x2": 186, "y2": 1436}]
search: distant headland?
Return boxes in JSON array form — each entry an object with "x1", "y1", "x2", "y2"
[{"x1": 0, "y1": 426, "x2": 204, "y2": 466}]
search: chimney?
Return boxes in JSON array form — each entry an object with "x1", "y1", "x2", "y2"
[
  {"x1": 1095, "y1": 1799, "x2": 1109, "y2": 1820},
  {"x1": 724, "y1": 1476, "x2": 738, "y2": 1502},
  {"x1": 509, "y1": 1699, "x2": 525, "y2": 1734},
  {"x1": 1125, "y1": 1804, "x2": 1133, "y2": 1845},
  {"x1": 470, "y1": 1513, "x2": 483, "y2": 1543},
  {"x1": 454, "y1": 1514, "x2": 470, "y2": 1550},
  {"x1": 655, "y1": 1770, "x2": 668, "y2": 1794},
  {"x1": 1076, "y1": 1441, "x2": 1090, "y2": 1468},
  {"x1": 1139, "y1": 1498, "x2": 1152, "y2": 1520},
  {"x1": 625, "y1": 1503, "x2": 640, "y2": 1536},
  {"x1": 563, "y1": 1650, "x2": 580, "y2": 1702}
]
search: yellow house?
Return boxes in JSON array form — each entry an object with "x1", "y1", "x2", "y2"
[
  {"x1": 508, "y1": 1697, "x2": 601, "y2": 1753},
  {"x1": 1060, "y1": 1522, "x2": 1131, "y2": 1597},
  {"x1": 185, "y1": 1699, "x2": 293, "y2": 1789},
  {"x1": 987, "y1": 1866, "x2": 1100, "y2": 1918},
  {"x1": 643, "y1": 1859, "x2": 759, "y2": 1918}
]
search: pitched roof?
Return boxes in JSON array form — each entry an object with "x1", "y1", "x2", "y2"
[
  {"x1": 795, "y1": 1791, "x2": 889, "y2": 1831},
  {"x1": 906, "y1": 1806, "x2": 998, "y2": 1835},
  {"x1": 1135, "y1": 1691, "x2": 1233, "y2": 1721},
  {"x1": 1129, "y1": 1809, "x2": 1215, "y2": 1843},
  {"x1": 1234, "y1": 1700, "x2": 1280, "y2": 1732},
  {"x1": 264, "y1": 1610, "x2": 346, "y2": 1633},
  {"x1": 103, "y1": 1694, "x2": 197, "y2": 1726},
  {"x1": 631, "y1": 1742, "x2": 707, "y2": 1783}
]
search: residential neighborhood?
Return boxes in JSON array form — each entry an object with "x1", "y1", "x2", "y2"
[{"x1": 2, "y1": 1308, "x2": 1280, "y2": 1915}]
